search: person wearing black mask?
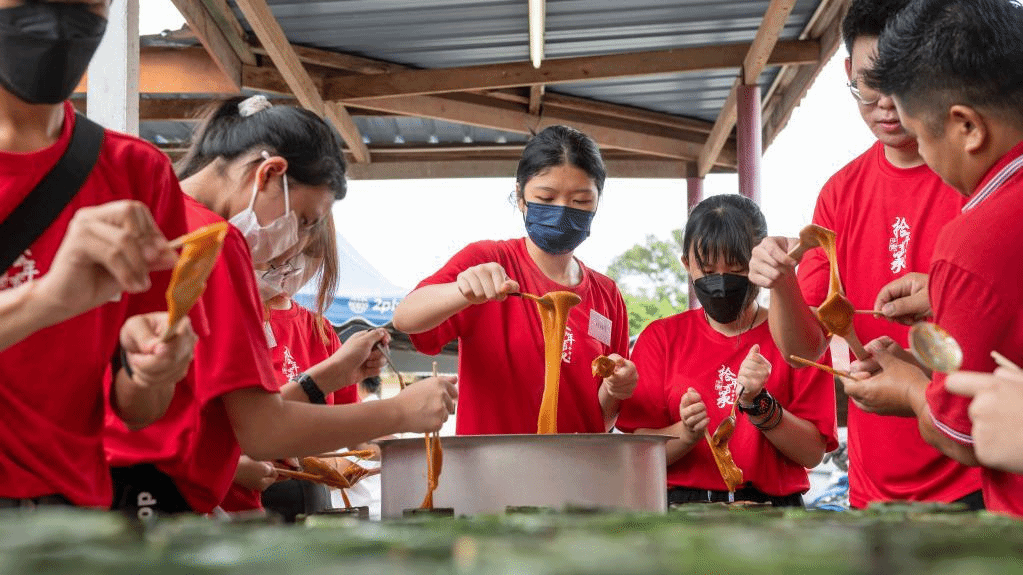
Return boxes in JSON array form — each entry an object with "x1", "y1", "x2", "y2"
[
  {"x1": 617, "y1": 194, "x2": 838, "y2": 507},
  {"x1": 394, "y1": 125, "x2": 638, "y2": 435},
  {"x1": 0, "y1": 0, "x2": 198, "y2": 510}
]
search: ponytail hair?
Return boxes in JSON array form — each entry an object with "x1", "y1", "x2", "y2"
[{"x1": 177, "y1": 95, "x2": 348, "y2": 200}]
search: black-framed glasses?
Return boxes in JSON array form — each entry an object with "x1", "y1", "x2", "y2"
[{"x1": 847, "y1": 78, "x2": 880, "y2": 106}]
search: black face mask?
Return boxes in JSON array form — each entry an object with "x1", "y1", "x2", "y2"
[
  {"x1": 693, "y1": 273, "x2": 751, "y2": 324},
  {"x1": 0, "y1": 3, "x2": 106, "y2": 105}
]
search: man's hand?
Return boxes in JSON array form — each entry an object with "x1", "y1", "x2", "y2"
[
  {"x1": 601, "y1": 354, "x2": 637, "y2": 400},
  {"x1": 874, "y1": 272, "x2": 931, "y2": 325},
  {"x1": 844, "y1": 346, "x2": 928, "y2": 417},
  {"x1": 113, "y1": 312, "x2": 197, "y2": 429},
  {"x1": 946, "y1": 368, "x2": 1023, "y2": 474},
  {"x1": 120, "y1": 312, "x2": 197, "y2": 390},
  {"x1": 748, "y1": 236, "x2": 800, "y2": 289},
  {"x1": 34, "y1": 200, "x2": 178, "y2": 321}
]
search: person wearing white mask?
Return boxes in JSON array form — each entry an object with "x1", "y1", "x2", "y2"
[
  {"x1": 222, "y1": 216, "x2": 388, "y2": 519},
  {"x1": 104, "y1": 96, "x2": 457, "y2": 518}
]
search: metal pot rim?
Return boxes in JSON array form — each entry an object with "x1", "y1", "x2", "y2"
[{"x1": 374, "y1": 433, "x2": 671, "y2": 449}]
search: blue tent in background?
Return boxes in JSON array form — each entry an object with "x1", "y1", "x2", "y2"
[{"x1": 294, "y1": 230, "x2": 407, "y2": 327}]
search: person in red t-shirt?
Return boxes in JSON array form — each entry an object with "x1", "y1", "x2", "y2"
[
  {"x1": 0, "y1": 0, "x2": 199, "y2": 509},
  {"x1": 223, "y1": 217, "x2": 382, "y2": 516},
  {"x1": 394, "y1": 125, "x2": 637, "y2": 435},
  {"x1": 946, "y1": 369, "x2": 1023, "y2": 477},
  {"x1": 845, "y1": 0, "x2": 1023, "y2": 517},
  {"x1": 746, "y1": 0, "x2": 982, "y2": 510},
  {"x1": 105, "y1": 97, "x2": 457, "y2": 517},
  {"x1": 618, "y1": 194, "x2": 837, "y2": 506}
]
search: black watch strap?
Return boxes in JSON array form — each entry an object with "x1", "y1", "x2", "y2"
[
  {"x1": 737, "y1": 389, "x2": 774, "y2": 417},
  {"x1": 297, "y1": 372, "x2": 326, "y2": 404}
]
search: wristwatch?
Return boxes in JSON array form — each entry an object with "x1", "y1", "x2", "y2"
[
  {"x1": 737, "y1": 389, "x2": 774, "y2": 417},
  {"x1": 296, "y1": 372, "x2": 326, "y2": 404}
]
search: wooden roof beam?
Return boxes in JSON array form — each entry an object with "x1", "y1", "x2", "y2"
[
  {"x1": 196, "y1": 0, "x2": 257, "y2": 65},
  {"x1": 697, "y1": 0, "x2": 799, "y2": 177},
  {"x1": 169, "y1": 0, "x2": 245, "y2": 88},
  {"x1": 528, "y1": 84, "x2": 545, "y2": 116},
  {"x1": 762, "y1": 0, "x2": 849, "y2": 148},
  {"x1": 347, "y1": 93, "x2": 737, "y2": 167},
  {"x1": 233, "y1": 0, "x2": 371, "y2": 163},
  {"x1": 323, "y1": 39, "x2": 820, "y2": 101}
]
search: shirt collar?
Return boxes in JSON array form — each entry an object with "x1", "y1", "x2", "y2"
[{"x1": 963, "y1": 139, "x2": 1023, "y2": 212}]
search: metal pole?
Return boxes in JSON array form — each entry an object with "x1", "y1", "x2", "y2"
[
  {"x1": 736, "y1": 83, "x2": 762, "y2": 204},
  {"x1": 686, "y1": 173, "x2": 703, "y2": 310}
]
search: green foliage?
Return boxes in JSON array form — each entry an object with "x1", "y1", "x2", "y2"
[{"x1": 606, "y1": 229, "x2": 689, "y2": 336}]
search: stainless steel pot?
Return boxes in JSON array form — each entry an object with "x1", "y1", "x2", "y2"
[{"x1": 376, "y1": 433, "x2": 668, "y2": 518}]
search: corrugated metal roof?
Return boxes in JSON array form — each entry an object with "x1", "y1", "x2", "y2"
[
  {"x1": 229, "y1": 0, "x2": 821, "y2": 122},
  {"x1": 137, "y1": 109, "x2": 530, "y2": 148}
]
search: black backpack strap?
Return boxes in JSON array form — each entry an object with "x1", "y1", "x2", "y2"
[{"x1": 0, "y1": 113, "x2": 105, "y2": 275}]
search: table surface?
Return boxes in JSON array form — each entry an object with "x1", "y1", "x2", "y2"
[{"x1": 0, "y1": 504, "x2": 1020, "y2": 575}]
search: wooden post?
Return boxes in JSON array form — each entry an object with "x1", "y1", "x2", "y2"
[
  {"x1": 737, "y1": 83, "x2": 762, "y2": 204},
  {"x1": 686, "y1": 171, "x2": 703, "y2": 310},
  {"x1": 87, "y1": 0, "x2": 139, "y2": 135}
]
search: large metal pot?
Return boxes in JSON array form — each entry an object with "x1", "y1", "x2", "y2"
[{"x1": 377, "y1": 433, "x2": 668, "y2": 518}]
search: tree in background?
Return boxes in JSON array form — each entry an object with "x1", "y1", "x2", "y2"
[{"x1": 606, "y1": 229, "x2": 689, "y2": 337}]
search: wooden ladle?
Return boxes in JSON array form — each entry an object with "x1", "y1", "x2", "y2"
[
  {"x1": 705, "y1": 392, "x2": 743, "y2": 493},
  {"x1": 786, "y1": 224, "x2": 835, "y2": 261}
]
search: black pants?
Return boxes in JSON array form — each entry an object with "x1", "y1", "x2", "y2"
[
  {"x1": 668, "y1": 485, "x2": 804, "y2": 508},
  {"x1": 110, "y1": 464, "x2": 194, "y2": 519},
  {"x1": 954, "y1": 489, "x2": 985, "y2": 511}
]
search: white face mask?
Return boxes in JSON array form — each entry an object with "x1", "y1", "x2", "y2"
[
  {"x1": 230, "y1": 151, "x2": 300, "y2": 265},
  {"x1": 256, "y1": 254, "x2": 306, "y2": 300}
]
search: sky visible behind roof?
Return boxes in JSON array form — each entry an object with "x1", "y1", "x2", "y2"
[{"x1": 139, "y1": 1, "x2": 876, "y2": 292}]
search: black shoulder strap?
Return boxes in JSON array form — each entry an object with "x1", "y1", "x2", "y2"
[{"x1": 0, "y1": 113, "x2": 105, "y2": 274}]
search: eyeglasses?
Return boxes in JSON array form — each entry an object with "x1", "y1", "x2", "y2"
[{"x1": 847, "y1": 78, "x2": 881, "y2": 106}]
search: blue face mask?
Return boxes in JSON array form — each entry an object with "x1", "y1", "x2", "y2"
[{"x1": 524, "y1": 201, "x2": 595, "y2": 255}]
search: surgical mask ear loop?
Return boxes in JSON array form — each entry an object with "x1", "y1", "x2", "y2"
[{"x1": 260, "y1": 150, "x2": 291, "y2": 218}]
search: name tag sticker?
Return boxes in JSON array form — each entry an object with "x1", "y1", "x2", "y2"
[{"x1": 588, "y1": 309, "x2": 612, "y2": 346}]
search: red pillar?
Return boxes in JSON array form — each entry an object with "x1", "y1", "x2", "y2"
[
  {"x1": 686, "y1": 174, "x2": 703, "y2": 310},
  {"x1": 737, "y1": 83, "x2": 762, "y2": 205}
]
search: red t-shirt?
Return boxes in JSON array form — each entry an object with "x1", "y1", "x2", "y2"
[
  {"x1": 796, "y1": 141, "x2": 981, "y2": 507},
  {"x1": 220, "y1": 302, "x2": 358, "y2": 512},
  {"x1": 408, "y1": 238, "x2": 630, "y2": 435},
  {"x1": 926, "y1": 141, "x2": 1023, "y2": 517},
  {"x1": 617, "y1": 310, "x2": 838, "y2": 495},
  {"x1": 104, "y1": 195, "x2": 278, "y2": 513},
  {"x1": 0, "y1": 103, "x2": 189, "y2": 507}
]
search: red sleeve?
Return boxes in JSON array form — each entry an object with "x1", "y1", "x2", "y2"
[
  {"x1": 616, "y1": 320, "x2": 672, "y2": 433},
  {"x1": 123, "y1": 152, "x2": 209, "y2": 336},
  {"x1": 407, "y1": 242, "x2": 492, "y2": 355},
  {"x1": 782, "y1": 349, "x2": 840, "y2": 452},
  {"x1": 796, "y1": 176, "x2": 840, "y2": 307},
  {"x1": 192, "y1": 229, "x2": 278, "y2": 405},
  {"x1": 926, "y1": 261, "x2": 1006, "y2": 444}
]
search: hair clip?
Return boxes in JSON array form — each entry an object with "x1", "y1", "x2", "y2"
[{"x1": 238, "y1": 94, "x2": 273, "y2": 118}]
